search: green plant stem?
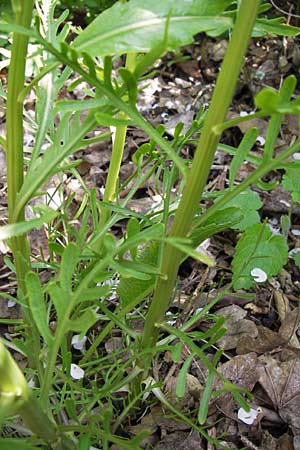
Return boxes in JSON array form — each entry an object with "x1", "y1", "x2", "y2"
[
  {"x1": 6, "y1": 1, "x2": 42, "y2": 371},
  {"x1": 6, "y1": 1, "x2": 33, "y2": 292},
  {"x1": 99, "y1": 53, "x2": 136, "y2": 229},
  {"x1": 140, "y1": 0, "x2": 260, "y2": 354}
]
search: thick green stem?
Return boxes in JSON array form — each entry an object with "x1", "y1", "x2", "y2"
[
  {"x1": 6, "y1": 1, "x2": 33, "y2": 292},
  {"x1": 6, "y1": 1, "x2": 42, "y2": 370},
  {"x1": 141, "y1": 0, "x2": 260, "y2": 352}
]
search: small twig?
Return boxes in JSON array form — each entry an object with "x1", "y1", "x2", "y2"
[{"x1": 270, "y1": 0, "x2": 300, "y2": 18}]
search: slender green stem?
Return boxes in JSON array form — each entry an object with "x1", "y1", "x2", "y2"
[
  {"x1": 99, "y1": 53, "x2": 136, "y2": 229},
  {"x1": 141, "y1": 0, "x2": 260, "y2": 353}
]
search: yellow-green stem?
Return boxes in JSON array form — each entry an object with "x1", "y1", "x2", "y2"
[
  {"x1": 99, "y1": 53, "x2": 136, "y2": 229},
  {"x1": 6, "y1": 1, "x2": 42, "y2": 370},
  {"x1": 141, "y1": 0, "x2": 260, "y2": 353}
]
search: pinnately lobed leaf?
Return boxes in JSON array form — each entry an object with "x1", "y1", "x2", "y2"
[
  {"x1": 232, "y1": 223, "x2": 288, "y2": 289},
  {"x1": 72, "y1": 0, "x2": 234, "y2": 57}
]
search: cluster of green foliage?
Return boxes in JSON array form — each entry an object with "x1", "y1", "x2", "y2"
[{"x1": 0, "y1": 0, "x2": 299, "y2": 449}]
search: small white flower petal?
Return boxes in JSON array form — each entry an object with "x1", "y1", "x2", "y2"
[
  {"x1": 71, "y1": 335, "x2": 87, "y2": 351},
  {"x1": 289, "y1": 248, "x2": 300, "y2": 257},
  {"x1": 293, "y1": 152, "x2": 300, "y2": 161},
  {"x1": 291, "y1": 229, "x2": 300, "y2": 236},
  {"x1": 256, "y1": 136, "x2": 265, "y2": 146},
  {"x1": 70, "y1": 363, "x2": 85, "y2": 380},
  {"x1": 7, "y1": 299, "x2": 16, "y2": 308},
  {"x1": 251, "y1": 268, "x2": 267, "y2": 283},
  {"x1": 238, "y1": 407, "x2": 259, "y2": 425}
]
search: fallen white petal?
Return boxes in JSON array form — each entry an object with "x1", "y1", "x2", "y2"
[
  {"x1": 238, "y1": 407, "x2": 259, "y2": 425},
  {"x1": 291, "y1": 229, "x2": 300, "y2": 236},
  {"x1": 256, "y1": 136, "x2": 265, "y2": 146},
  {"x1": 71, "y1": 335, "x2": 87, "y2": 351},
  {"x1": 293, "y1": 152, "x2": 300, "y2": 161},
  {"x1": 70, "y1": 363, "x2": 85, "y2": 380},
  {"x1": 289, "y1": 248, "x2": 300, "y2": 257},
  {"x1": 7, "y1": 299, "x2": 16, "y2": 308},
  {"x1": 251, "y1": 268, "x2": 267, "y2": 283}
]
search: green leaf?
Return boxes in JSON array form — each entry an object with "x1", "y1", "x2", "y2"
[
  {"x1": 215, "y1": 188, "x2": 262, "y2": 231},
  {"x1": 68, "y1": 309, "x2": 98, "y2": 334},
  {"x1": 111, "y1": 259, "x2": 156, "y2": 280},
  {"x1": 117, "y1": 241, "x2": 158, "y2": 307},
  {"x1": 94, "y1": 111, "x2": 133, "y2": 127},
  {"x1": 176, "y1": 353, "x2": 194, "y2": 398},
  {"x1": 0, "y1": 208, "x2": 58, "y2": 240},
  {"x1": 253, "y1": 18, "x2": 300, "y2": 37},
  {"x1": 59, "y1": 242, "x2": 80, "y2": 292},
  {"x1": 0, "y1": 438, "x2": 40, "y2": 450},
  {"x1": 72, "y1": 0, "x2": 234, "y2": 57},
  {"x1": 282, "y1": 167, "x2": 300, "y2": 194},
  {"x1": 292, "y1": 250, "x2": 300, "y2": 269},
  {"x1": 77, "y1": 286, "x2": 111, "y2": 302},
  {"x1": 26, "y1": 272, "x2": 53, "y2": 346},
  {"x1": 191, "y1": 207, "x2": 243, "y2": 245},
  {"x1": 165, "y1": 237, "x2": 215, "y2": 266},
  {"x1": 255, "y1": 86, "x2": 300, "y2": 114},
  {"x1": 232, "y1": 224, "x2": 288, "y2": 289},
  {"x1": 48, "y1": 283, "x2": 68, "y2": 320}
]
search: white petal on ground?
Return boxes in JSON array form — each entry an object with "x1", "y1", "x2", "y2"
[
  {"x1": 7, "y1": 299, "x2": 16, "y2": 308},
  {"x1": 291, "y1": 229, "x2": 300, "y2": 236},
  {"x1": 71, "y1": 335, "x2": 87, "y2": 351},
  {"x1": 70, "y1": 363, "x2": 85, "y2": 380},
  {"x1": 250, "y1": 268, "x2": 267, "y2": 283},
  {"x1": 293, "y1": 152, "x2": 300, "y2": 160},
  {"x1": 256, "y1": 136, "x2": 265, "y2": 146},
  {"x1": 238, "y1": 407, "x2": 259, "y2": 425}
]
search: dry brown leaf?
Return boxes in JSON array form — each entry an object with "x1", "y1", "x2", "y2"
[
  {"x1": 258, "y1": 355, "x2": 300, "y2": 429},
  {"x1": 216, "y1": 305, "x2": 258, "y2": 350}
]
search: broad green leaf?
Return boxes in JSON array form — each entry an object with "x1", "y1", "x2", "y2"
[
  {"x1": 215, "y1": 188, "x2": 262, "y2": 231},
  {"x1": 232, "y1": 224, "x2": 288, "y2": 289},
  {"x1": 59, "y1": 242, "x2": 80, "y2": 292},
  {"x1": 229, "y1": 128, "x2": 258, "y2": 188},
  {"x1": 0, "y1": 208, "x2": 58, "y2": 240},
  {"x1": 68, "y1": 309, "x2": 98, "y2": 334},
  {"x1": 26, "y1": 272, "x2": 53, "y2": 346},
  {"x1": 73, "y1": 0, "x2": 234, "y2": 57}
]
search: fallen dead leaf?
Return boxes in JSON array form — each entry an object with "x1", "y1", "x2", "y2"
[
  {"x1": 258, "y1": 355, "x2": 300, "y2": 429},
  {"x1": 215, "y1": 305, "x2": 258, "y2": 350}
]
